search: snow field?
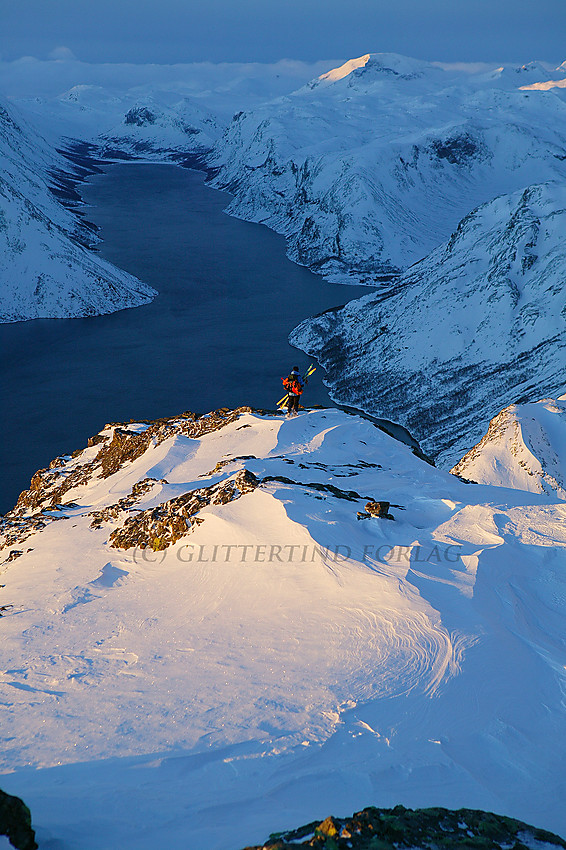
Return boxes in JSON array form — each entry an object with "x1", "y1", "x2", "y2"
[{"x1": 0, "y1": 408, "x2": 565, "y2": 847}]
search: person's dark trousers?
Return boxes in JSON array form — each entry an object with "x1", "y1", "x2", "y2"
[{"x1": 287, "y1": 394, "x2": 300, "y2": 414}]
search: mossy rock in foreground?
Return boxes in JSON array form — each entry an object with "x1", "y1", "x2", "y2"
[
  {"x1": 0, "y1": 788, "x2": 38, "y2": 850},
  {"x1": 240, "y1": 805, "x2": 566, "y2": 850}
]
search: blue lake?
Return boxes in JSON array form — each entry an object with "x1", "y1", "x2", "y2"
[{"x1": 1, "y1": 163, "x2": 373, "y2": 513}]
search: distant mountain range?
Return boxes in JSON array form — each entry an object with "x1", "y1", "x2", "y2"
[
  {"x1": 210, "y1": 54, "x2": 566, "y2": 283},
  {"x1": 0, "y1": 58, "x2": 343, "y2": 321}
]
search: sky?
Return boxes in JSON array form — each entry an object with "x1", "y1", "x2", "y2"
[{"x1": 1, "y1": 0, "x2": 565, "y2": 66}]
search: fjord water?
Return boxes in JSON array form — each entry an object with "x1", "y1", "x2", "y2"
[{"x1": 1, "y1": 163, "x2": 371, "y2": 513}]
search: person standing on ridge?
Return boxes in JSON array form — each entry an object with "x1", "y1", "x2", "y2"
[{"x1": 282, "y1": 366, "x2": 304, "y2": 417}]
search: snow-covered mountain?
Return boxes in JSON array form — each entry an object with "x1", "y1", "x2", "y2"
[
  {"x1": 1, "y1": 403, "x2": 565, "y2": 847},
  {"x1": 291, "y1": 181, "x2": 566, "y2": 466},
  {"x1": 0, "y1": 98, "x2": 156, "y2": 321},
  {"x1": 452, "y1": 396, "x2": 566, "y2": 496},
  {"x1": 43, "y1": 85, "x2": 222, "y2": 161},
  {"x1": 209, "y1": 53, "x2": 566, "y2": 284},
  {"x1": 99, "y1": 93, "x2": 219, "y2": 159}
]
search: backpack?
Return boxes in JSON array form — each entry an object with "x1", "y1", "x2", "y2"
[{"x1": 282, "y1": 374, "x2": 303, "y2": 395}]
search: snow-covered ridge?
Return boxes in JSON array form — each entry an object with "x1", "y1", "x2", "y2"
[
  {"x1": 0, "y1": 98, "x2": 156, "y2": 321},
  {"x1": 291, "y1": 181, "x2": 566, "y2": 466},
  {"x1": 314, "y1": 53, "x2": 373, "y2": 85},
  {"x1": 1, "y1": 403, "x2": 565, "y2": 846},
  {"x1": 452, "y1": 396, "x2": 566, "y2": 497},
  {"x1": 209, "y1": 53, "x2": 566, "y2": 284}
]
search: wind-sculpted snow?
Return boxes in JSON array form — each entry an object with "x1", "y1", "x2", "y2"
[
  {"x1": 0, "y1": 98, "x2": 156, "y2": 321},
  {"x1": 291, "y1": 182, "x2": 566, "y2": 466},
  {"x1": 1, "y1": 405, "x2": 565, "y2": 847},
  {"x1": 210, "y1": 53, "x2": 566, "y2": 283},
  {"x1": 452, "y1": 397, "x2": 566, "y2": 497}
]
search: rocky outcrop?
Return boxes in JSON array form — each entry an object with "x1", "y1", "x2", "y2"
[
  {"x1": 0, "y1": 788, "x2": 38, "y2": 850},
  {"x1": 0, "y1": 407, "x2": 252, "y2": 554},
  {"x1": 108, "y1": 469, "x2": 258, "y2": 551},
  {"x1": 241, "y1": 805, "x2": 566, "y2": 850},
  {"x1": 89, "y1": 478, "x2": 164, "y2": 529},
  {"x1": 358, "y1": 500, "x2": 394, "y2": 520}
]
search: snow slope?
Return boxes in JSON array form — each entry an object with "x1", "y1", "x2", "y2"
[
  {"x1": 0, "y1": 98, "x2": 156, "y2": 321},
  {"x1": 210, "y1": 53, "x2": 566, "y2": 283},
  {"x1": 452, "y1": 396, "x2": 566, "y2": 497},
  {"x1": 291, "y1": 182, "x2": 566, "y2": 466},
  {"x1": 1, "y1": 405, "x2": 565, "y2": 847}
]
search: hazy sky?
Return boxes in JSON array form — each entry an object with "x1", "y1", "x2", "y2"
[{"x1": 1, "y1": 0, "x2": 565, "y2": 66}]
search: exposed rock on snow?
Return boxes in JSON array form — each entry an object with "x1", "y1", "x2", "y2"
[
  {"x1": 210, "y1": 53, "x2": 566, "y2": 284},
  {"x1": 241, "y1": 805, "x2": 566, "y2": 850},
  {"x1": 108, "y1": 468, "x2": 258, "y2": 551},
  {"x1": 291, "y1": 182, "x2": 566, "y2": 466},
  {"x1": 0, "y1": 787, "x2": 37, "y2": 850},
  {"x1": 0, "y1": 98, "x2": 156, "y2": 321},
  {"x1": 451, "y1": 396, "x2": 566, "y2": 497},
  {"x1": 1, "y1": 407, "x2": 251, "y2": 549},
  {"x1": 1, "y1": 405, "x2": 566, "y2": 848}
]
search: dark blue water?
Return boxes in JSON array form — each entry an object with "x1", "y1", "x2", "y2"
[{"x1": 0, "y1": 163, "x2": 373, "y2": 513}]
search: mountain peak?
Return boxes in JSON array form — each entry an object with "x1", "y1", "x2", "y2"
[
  {"x1": 451, "y1": 397, "x2": 566, "y2": 496},
  {"x1": 312, "y1": 52, "x2": 436, "y2": 88}
]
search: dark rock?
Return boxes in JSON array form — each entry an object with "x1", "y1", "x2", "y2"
[
  {"x1": 87, "y1": 433, "x2": 107, "y2": 448},
  {"x1": 240, "y1": 804, "x2": 566, "y2": 849},
  {"x1": 124, "y1": 106, "x2": 156, "y2": 126},
  {"x1": 109, "y1": 469, "x2": 259, "y2": 551},
  {"x1": 1, "y1": 407, "x2": 253, "y2": 552},
  {"x1": 365, "y1": 500, "x2": 394, "y2": 519},
  {"x1": 430, "y1": 132, "x2": 485, "y2": 165},
  {"x1": 98, "y1": 427, "x2": 151, "y2": 479},
  {"x1": 0, "y1": 787, "x2": 38, "y2": 850},
  {"x1": 262, "y1": 475, "x2": 368, "y2": 503},
  {"x1": 205, "y1": 455, "x2": 257, "y2": 477}
]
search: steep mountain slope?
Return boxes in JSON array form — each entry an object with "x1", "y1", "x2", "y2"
[
  {"x1": 209, "y1": 53, "x2": 566, "y2": 283},
  {"x1": 0, "y1": 98, "x2": 156, "y2": 321},
  {"x1": 1, "y1": 405, "x2": 565, "y2": 848},
  {"x1": 452, "y1": 396, "x2": 566, "y2": 496},
  {"x1": 291, "y1": 182, "x2": 566, "y2": 466}
]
